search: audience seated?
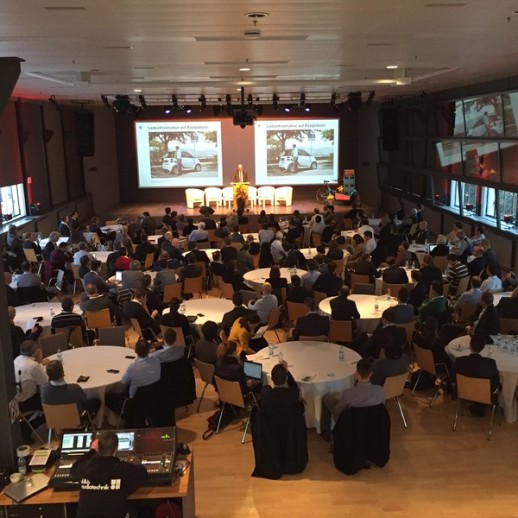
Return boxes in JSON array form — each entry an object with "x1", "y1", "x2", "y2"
[
  {"x1": 161, "y1": 297, "x2": 196, "y2": 343},
  {"x1": 370, "y1": 336, "x2": 409, "y2": 386},
  {"x1": 480, "y1": 264, "x2": 502, "y2": 292},
  {"x1": 313, "y1": 261, "x2": 342, "y2": 297},
  {"x1": 291, "y1": 297, "x2": 330, "y2": 340},
  {"x1": 453, "y1": 276, "x2": 482, "y2": 313},
  {"x1": 430, "y1": 234, "x2": 449, "y2": 257},
  {"x1": 418, "y1": 281, "x2": 447, "y2": 323},
  {"x1": 265, "y1": 265, "x2": 289, "y2": 303},
  {"x1": 248, "y1": 283, "x2": 278, "y2": 324},
  {"x1": 381, "y1": 259, "x2": 407, "y2": 285},
  {"x1": 420, "y1": 254, "x2": 443, "y2": 293},
  {"x1": 123, "y1": 287, "x2": 161, "y2": 337},
  {"x1": 407, "y1": 270, "x2": 427, "y2": 315},
  {"x1": 391, "y1": 287, "x2": 415, "y2": 324},
  {"x1": 446, "y1": 253, "x2": 469, "y2": 297},
  {"x1": 300, "y1": 259, "x2": 321, "y2": 289},
  {"x1": 194, "y1": 321, "x2": 220, "y2": 364},
  {"x1": 330, "y1": 286, "x2": 360, "y2": 321},
  {"x1": 221, "y1": 292, "x2": 250, "y2": 336},
  {"x1": 229, "y1": 313, "x2": 267, "y2": 356},
  {"x1": 9, "y1": 306, "x2": 42, "y2": 360},
  {"x1": 214, "y1": 340, "x2": 258, "y2": 396},
  {"x1": 286, "y1": 275, "x2": 314, "y2": 303},
  {"x1": 496, "y1": 286, "x2": 518, "y2": 318}
]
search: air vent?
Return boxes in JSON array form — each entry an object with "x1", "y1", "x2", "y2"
[
  {"x1": 425, "y1": 3, "x2": 467, "y2": 6},
  {"x1": 196, "y1": 35, "x2": 307, "y2": 42}
]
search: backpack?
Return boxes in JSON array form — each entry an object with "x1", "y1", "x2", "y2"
[{"x1": 202, "y1": 405, "x2": 236, "y2": 440}]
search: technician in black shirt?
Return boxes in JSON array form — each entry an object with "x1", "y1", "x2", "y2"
[{"x1": 71, "y1": 431, "x2": 147, "y2": 518}]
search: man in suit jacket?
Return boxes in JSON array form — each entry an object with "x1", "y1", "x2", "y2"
[
  {"x1": 357, "y1": 308, "x2": 406, "y2": 360},
  {"x1": 391, "y1": 287, "x2": 415, "y2": 324},
  {"x1": 353, "y1": 254, "x2": 378, "y2": 284},
  {"x1": 381, "y1": 260, "x2": 408, "y2": 284},
  {"x1": 134, "y1": 234, "x2": 158, "y2": 264},
  {"x1": 330, "y1": 286, "x2": 360, "y2": 321},
  {"x1": 312, "y1": 261, "x2": 343, "y2": 297},
  {"x1": 286, "y1": 275, "x2": 314, "y2": 304},
  {"x1": 80, "y1": 284, "x2": 120, "y2": 323},
  {"x1": 466, "y1": 291, "x2": 500, "y2": 344},
  {"x1": 121, "y1": 260, "x2": 144, "y2": 290},
  {"x1": 496, "y1": 287, "x2": 518, "y2": 318},
  {"x1": 123, "y1": 288, "x2": 161, "y2": 336},
  {"x1": 419, "y1": 254, "x2": 443, "y2": 292},
  {"x1": 84, "y1": 260, "x2": 117, "y2": 294},
  {"x1": 152, "y1": 259, "x2": 177, "y2": 291},
  {"x1": 452, "y1": 335, "x2": 501, "y2": 416},
  {"x1": 291, "y1": 298, "x2": 330, "y2": 340},
  {"x1": 408, "y1": 271, "x2": 427, "y2": 315}
]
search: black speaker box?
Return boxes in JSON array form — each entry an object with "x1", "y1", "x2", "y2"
[
  {"x1": 75, "y1": 111, "x2": 95, "y2": 156},
  {"x1": 380, "y1": 108, "x2": 399, "y2": 151}
]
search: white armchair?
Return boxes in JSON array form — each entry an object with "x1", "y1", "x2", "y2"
[
  {"x1": 257, "y1": 186, "x2": 275, "y2": 207},
  {"x1": 222, "y1": 186, "x2": 234, "y2": 209},
  {"x1": 204, "y1": 187, "x2": 223, "y2": 208},
  {"x1": 185, "y1": 188, "x2": 205, "y2": 209},
  {"x1": 248, "y1": 186, "x2": 260, "y2": 209},
  {"x1": 275, "y1": 186, "x2": 293, "y2": 206}
]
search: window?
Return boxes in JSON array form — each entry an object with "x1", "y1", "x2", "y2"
[
  {"x1": 0, "y1": 184, "x2": 26, "y2": 222},
  {"x1": 499, "y1": 189, "x2": 518, "y2": 226},
  {"x1": 484, "y1": 188, "x2": 496, "y2": 219}
]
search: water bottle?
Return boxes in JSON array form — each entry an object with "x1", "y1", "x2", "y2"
[
  {"x1": 18, "y1": 456, "x2": 27, "y2": 479},
  {"x1": 338, "y1": 346, "x2": 345, "y2": 361},
  {"x1": 268, "y1": 344, "x2": 274, "y2": 357},
  {"x1": 57, "y1": 349, "x2": 63, "y2": 364},
  {"x1": 386, "y1": 288, "x2": 391, "y2": 300},
  {"x1": 50, "y1": 306, "x2": 55, "y2": 318},
  {"x1": 374, "y1": 301, "x2": 379, "y2": 312}
]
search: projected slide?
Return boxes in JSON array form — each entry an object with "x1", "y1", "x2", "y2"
[
  {"x1": 135, "y1": 121, "x2": 223, "y2": 188},
  {"x1": 254, "y1": 119, "x2": 339, "y2": 185}
]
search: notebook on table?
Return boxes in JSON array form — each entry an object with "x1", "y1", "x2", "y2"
[
  {"x1": 243, "y1": 360, "x2": 263, "y2": 385},
  {"x1": 3, "y1": 473, "x2": 50, "y2": 503}
]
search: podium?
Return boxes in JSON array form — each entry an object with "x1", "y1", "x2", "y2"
[{"x1": 231, "y1": 181, "x2": 249, "y2": 211}]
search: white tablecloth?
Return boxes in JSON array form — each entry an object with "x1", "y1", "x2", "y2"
[
  {"x1": 243, "y1": 267, "x2": 307, "y2": 291},
  {"x1": 38, "y1": 236, "x2": 69, "y2": 248},
  {"x1": 248, "y1": 341, "x2": 361, "y2": 433},
  {"x1": 375, "y1": 267, "x2": 414, "y2": 295},
  {"x1": 91, "y1": 251, "x2": 111, "y2": 264},
  {"x1": 48, "y1": 345, "x2": 134, "y2": 426},
  {"x1": 319, "y1": 294, "x2": 397, "y2": 333},
  {"x1": 340, "y1": 230, "x2": 357, "y2": 240},
  {"x1": 446, "y1": 335, "x2": 518, "y2": 423},
  {"x1": 13, "y1": 302, "x2": 63, "y2": 333},
  {"x1": 493, "y1": 292, "x2": 512, "y2": 305},
  {"x1": 182, "y1": 249, "x2": 220, "y2": 262},
  {"x1": 162, "y1": 298, "x2": 234, "y2": 326}
]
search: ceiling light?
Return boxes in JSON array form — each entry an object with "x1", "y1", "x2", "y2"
[
  {"x1": 134, "y1": 88, "x2": 142, "y2": 93},
  {"x1": 284, "y1": 105, "x2": 292, "y2": 113},
  {"x1": 164, "y1": 106, "x2": 172, "y2": 115},
  {"x1": 240, "y1": 67, "x2": 251, "y2": 72},
  {"x1": 386, "y1": 65, "x2": 399, "y2": 69}
]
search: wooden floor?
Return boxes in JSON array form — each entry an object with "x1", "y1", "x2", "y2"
[{"x1": 63, "y1": 290, "x2": 518, "y2": 517}]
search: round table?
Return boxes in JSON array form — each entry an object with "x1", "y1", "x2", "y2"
[
  {"x1": 319, "y1": 294, "x2": 398, "y2": 333},
  {"x1": 13, "y1": 302, "x2": 64, "y2": 333},
  {"x1": 243, "y1": 267, "x2": 307, "y2": 291},
  {"x1": 162, "y1": 298, "x2": 234, "y2": 326},
  {"x1": 108, "y1": 270, "x2": 157, "y2": 285},
  {"x1": 182, "y1": 249, "x2": 221, "y2": 262},
  {"x1": 493, "y1": 292, "x2": 512, "y2": 305},
  {"x1": 446, "y1": 335, "x2": 518, "y2": 423},
  {"x1": 48, "y1": 345, "x2": 135, "y2": 426},
  {"x1": 248, "y1": 341, "x2": 361, "y2": 433},
  {"x1": 375, "y1": 267, "x2": 414, "y2": 295}
]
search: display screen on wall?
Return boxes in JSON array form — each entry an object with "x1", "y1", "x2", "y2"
[
  {"x1": 135, "y1": 121, "x2": 223, "y2": 188},
  {"x1": 254, "y1": 119, "x2": 339, "y2": 186},
  {"x1": 462, "y1": 95, "x2": 504, "y2": 137}
]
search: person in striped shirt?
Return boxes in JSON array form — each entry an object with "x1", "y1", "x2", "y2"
[{"x1": 447, "y1": 253, "x2": 469, "y2": 296}]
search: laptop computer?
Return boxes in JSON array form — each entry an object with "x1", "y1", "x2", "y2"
[
  {"x1": 60, "y1": 431, "x2": 93, "y2": 456},
  {"x1": 115, "y1": 271, "x2": 123, "y2": 282},
  {"x1": 428, "y1": 243, "x2": 437, "y2": 253},
  {"x1": 243, "y1": 360, "x2": 263, "y2": 384},
  {"x1": 3, "y1": 473, "x2": 50, "y2": 503}
]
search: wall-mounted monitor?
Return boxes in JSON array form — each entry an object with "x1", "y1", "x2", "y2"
[
  {"x1": 135, "y1": 121, "x2": 223, "y2": 188},
  {"x1": 254, "y1": 119, "x2": 339, "y2": 186}
]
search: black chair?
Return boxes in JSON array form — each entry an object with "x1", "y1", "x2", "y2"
[
  {"x1": 158, "y1": 358, "x2": 196, "y2": 426},
  {"x1": 333, "y1": 404, "x2": 391, "y2": 475},
  {"x1": 120, "y1": 381, "x2": 161, "y2": 429},
  {"x1": 251, "y1": 400, "x2": 308, "y2": 479}
]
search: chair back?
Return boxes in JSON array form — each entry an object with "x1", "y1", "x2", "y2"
[
  {"x1": 143, "y1": 252, "x2": 154, "y2": 270},
  {"x1": 257, "y1": 186, "x2": 275, "y2": 204},
  {"x1": 240, "y1": 289, "x2": 258, "y2": 305},
  {"x1": 456, "y1": 374, "x2": 491, "y2": 405},
  {"x1": 163, "y1": 282, "x2": 182, "y2": 303},
  {"x1": 334, "y1": 258, "x2": 345, "y2": 279},
  {"x1": 433, "y1": 255, "x2": 449, "y2": 272},
  {"x1": 214, "y1": 376, "x2": 246, "y2": 409},
  {"x1": 383, "y1": 372, "x2": 408, "y2": 400},
  {"x1": 286, "y1": 301, "x2": 308, "y2": 323},
  {"x1": 313, "y1": 290, "x2": 327, "y2": 305},
  {"x1": 220, "y1": 280, "x2": 234, "y2": 299},
  {"x1": 457, "y1": 302, "x2": 478, "y2": 323},
  {"x1": 85, "y1": 308, "x2": 112, "y2": 329},
  {"x1": 354, "y1": 283, "x2": 376, "y2": 295},
  {"x1": 40, "y1": 333, "x2": 68, "y2": 358},
  {"x1": 184, "y1": 275, "x2": 203, "y2": 298},
  {"x1": 500, "y1": 318, "x2": 518, "y2": 334},
  {"x1": 299, "y1": 335, "x2": 328, "y2": 341},
  {"x1": 455, "y1": 275, "x2": 470, "y2": 296},
  {"x1": 396, "y1": 321, "x2": 415, "y2": 343},
  {"x1": 23, "y1": 248, "x2": 39, "y2": 263},
  {"x1": 42, "y1": 403, "x2": 82, "y2": 431},
  {"x1": 350, "y1": 274, "x2": 370, "y2": 292},
  {"x1": 71, "y1": 263, "x2": 81, "y2": 281},
  {"x1": 413, "y1": 343, "x2": 437, "y2": 376},
  {"x1": 194, "y1": 358, "x2": 215, "y2": 386},
  {"x1": 328, "y1": 320, "x2": 353, "y2": 343},
  {"x1": 383, "y1": 283, "x2": 405, "y2": 298},
  {"x1": 266, "y1": 306, "x2": 281, "y2": 329},
  {"x1": 98, "y1": 326, "x2": 126, "y2": 346},
  {"x1": 415, "y1": 252, "x2": 426, "y2": 267},
  {"x1": 207, "y1": 229, "x2": 217, "y2": 244},
  {"x1": 311, "y1": 232, "x2": 322, "y2": 247},
  {"x1": 130, "y1": 318, "x2": 144, "y2": 338},
  {"x1": 239, "y1": 224, "x2": 249, "y2": 234}
]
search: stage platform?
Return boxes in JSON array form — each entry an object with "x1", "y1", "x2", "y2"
[{"x1": 103, "y1": 197, "x2": 371, "y2": 222}]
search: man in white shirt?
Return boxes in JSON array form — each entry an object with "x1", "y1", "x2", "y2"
[
  {"x1": 363, "y1": 231, "x2": 377, "y2": 255},
  {"x1": 14, "y1": 340, "x2": 48, "y2": 442},
  {"x1": 248, "y1": 282, "x2": 278, "y2": 324},
  {"x1": 73, "y1": 242, "x2": 94, "y2": 265},
  {"x1": 480, "y1": 264, "x2": 502, "y2": 292},
  {"x1": 453, "y1": 276, "x2": 483, "y2": 312},
  {"x1": 270, "y1": 232, "x2": 287, "y2": 264},
  {"x1": 258, "y1": 224, "x2": 275, "y2": 245},
  {"x1": 301, "y1": 259, "x2": 321, "y2": 288}
]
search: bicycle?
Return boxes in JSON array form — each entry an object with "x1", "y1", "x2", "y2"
[{"x1": 315, "y1": 180, "x2": 341, "y2": 203}]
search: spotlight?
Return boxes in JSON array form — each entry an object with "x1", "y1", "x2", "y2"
[
  {"x1": 112, "y1": 95, "x2": 131, "y2": 114},
  {"x1": 347, "y1": 91, "x2": 363, "y2": 111},
  {"x1": 365, "y1": 91, "x2": 376, "y2": 105},
  {"x1": 138, "y1": 95, "x2": 147, "y2": 109},
  {"x1": 164, "y1": 106, "x2": 172, "y2": 115},
  {"x1": 172, "y1": 95, "x2": 179, "y2": 110},
  {"x1": 272, "y1": 93, "x2": 279, "y2": 111},
  {"x1": 101, "y1": 95, "x2": 111, "y2": 109},
  {"x1": 198, "y1": 95, "x2": 207, "y2": 110},
  {"x1": 184, "y1": 106, "x2": 193, "y2": 114},
  {"x1": 284, "y1": 105, "x2": 292, "y2": 113},
  {"x1": 304, "y1": 104, "x2": 311, "y2": 112}
]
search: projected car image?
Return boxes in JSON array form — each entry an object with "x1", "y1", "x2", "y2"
[
  {"x1": 278, "y1": 149, "x2": 317, "y2": 173},
  {"x1": 162, "y1": 151, "x2": 202, "y2": 175}
]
